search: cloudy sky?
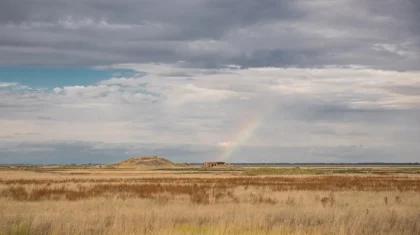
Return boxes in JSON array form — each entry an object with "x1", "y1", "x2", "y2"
[{"x1": 0, "y1": 0, "x2": 419, "y2": 163}]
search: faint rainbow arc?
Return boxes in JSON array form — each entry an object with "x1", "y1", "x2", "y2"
[{"x1": 217, "y1": 109, "x2": 269, "y2": 162}]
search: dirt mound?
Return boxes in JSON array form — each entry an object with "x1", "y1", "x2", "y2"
[{"x1": 110, "y1": 156, "x2": 184, "y2": 168}]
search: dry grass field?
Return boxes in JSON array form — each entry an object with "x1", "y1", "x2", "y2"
[{"x1": 1, "y1": 167, "x2": 420, "y2": 235}]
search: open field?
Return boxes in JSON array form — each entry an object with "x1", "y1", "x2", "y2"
[
  {"x1": 2, "y1": 164, "x2": 420, "y2": 175},
  {"x1": 1, "y1": 167, "x2": 420, "y2": 235}
]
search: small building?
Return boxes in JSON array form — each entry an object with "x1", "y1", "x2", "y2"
[{"x1": 204, "y1": 161, "x2": 225, "y2": 167}]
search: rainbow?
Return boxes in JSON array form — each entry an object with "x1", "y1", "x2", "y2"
[{"x1": 217, "y1": 107, "x2": 270, "y2": 162}]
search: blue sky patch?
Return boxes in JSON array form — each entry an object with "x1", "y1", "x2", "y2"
[{"x1": 0, "y1": 67, "x2": 137, "y2": 89}]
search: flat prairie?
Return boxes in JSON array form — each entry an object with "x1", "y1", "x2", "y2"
[{"x1": 1, "y1": 167, "x2": 420, "y2": 235}]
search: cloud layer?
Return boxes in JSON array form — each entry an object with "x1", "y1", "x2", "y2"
[
  {"x1": 1, "y1": 0, "x2": 419, "y2": 163},
  {"x1": 1, "y1": 64, "x2": 420, "y2": 163},
  {"x1": 0, "y1": 0, "x2": 419, "y2": 69}
]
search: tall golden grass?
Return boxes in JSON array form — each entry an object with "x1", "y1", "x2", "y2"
[{"x1": 1, "y1": 172, "x2": 420, "y2": 234}]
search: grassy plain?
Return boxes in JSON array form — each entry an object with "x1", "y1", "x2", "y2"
[{"x1": 0, "y1": 166, "x2": 420, "y2": 235}]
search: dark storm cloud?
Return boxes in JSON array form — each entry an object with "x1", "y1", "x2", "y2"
[
  {"x1": 0, "y1": 0, "x2": 301, "y2": 31},
  {"x1": 0, "y1": 0, "x2": 31, "y2": 23},
  {"x1": 363, "y1": 0, "x2": 420, "y2": 35},
  {"x1": 0, "y1": 0, "x2": 418, "y2": 68}
]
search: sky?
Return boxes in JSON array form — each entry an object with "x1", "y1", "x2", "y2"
[{"x1": 0, "y1": 0, "x2": 419, "y2": 164}]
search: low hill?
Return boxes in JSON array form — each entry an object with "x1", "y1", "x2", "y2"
[{"x1": 109, "y1": 156, "x2": 188, "y2": 168}]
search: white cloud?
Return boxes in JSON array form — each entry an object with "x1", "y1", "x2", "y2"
[
  {"x1": 53, "y1": 87, "x2": 62, "y2": 93},
  {"x1": 0, "y1": 82, "x2": 19, "y2": 87},
  {"x1": 372, "y1": 43, "x2": 417, "y2": 58},
  {"x1": 218, "y1": 141, "x2": 237, "y2": 147},
  {"x1": 1, "y1": 63, "x2": 420, "y2": 161},
  {"x1": 100, "y1": 77, "x2": 146, "y2": 87},
  {"x1": 173, "y1": 83, "x2": 240, "y2": 104}
]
